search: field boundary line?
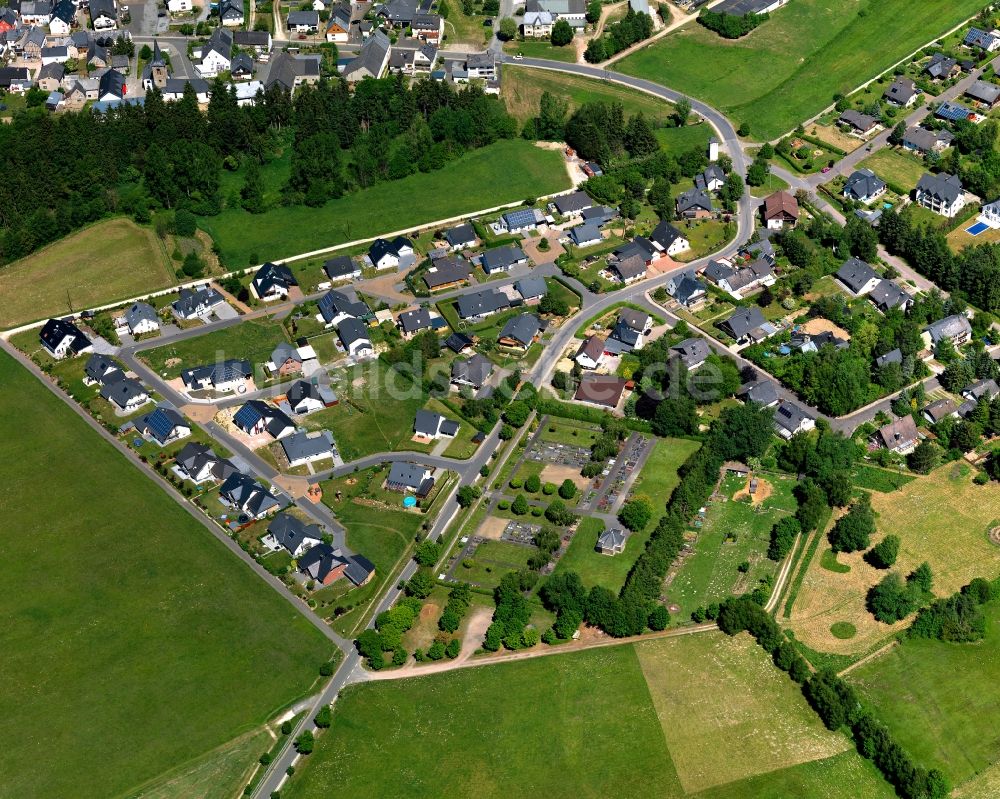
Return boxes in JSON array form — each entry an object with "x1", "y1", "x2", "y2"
[{"x1": 837, "y1": 639, "x2": 899, "y2": 677}]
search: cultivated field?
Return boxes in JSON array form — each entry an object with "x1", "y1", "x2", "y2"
[
  {"x1": 849, "y1": 601, "x2": 1000, "y2": 789},
  {"x1": 0, "y1": 217, "x2": 175, "y2": 329},
  {"x1": 614, "y1": 0, "x2": 985, "y2": 140},
  {"x1": 200, "y1": 140, "x2": 571, "y2": 268},
  {"x1": 282, "y1": 632, "x2": 894, "y2": 799},
  {"x1": 141, "y1": 318, "x2": 289, "y2": 378},
  {"x1": 0, "y1": 351, "x2": 332, "y2": 799},
  {"x1": 788, "y1": 464, "x2": 1000, "y2": 655}
]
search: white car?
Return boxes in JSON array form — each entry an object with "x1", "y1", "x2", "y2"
[{"x1": 513, "y1": 53, "x2": 523, "y2": 60}]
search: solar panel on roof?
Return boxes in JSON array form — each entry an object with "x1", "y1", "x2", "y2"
[
  {"x1": 147, "y1": 409, "x2": 176, "y2": 440},
  {"x1": 233, "y1": 403, "x2": 263, "y2": 429}
]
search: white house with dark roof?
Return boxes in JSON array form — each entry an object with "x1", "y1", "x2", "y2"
[
  {"x1": 174, "y1": 442, "x2": 237, "y2": 485},
  {"x1": 220, "y1": 472, "x2": 281, "y2": 519},
  {"x1": 196, "y1": 27, "x2": 233, "y2": 78},
  {"x1": 367, "y1": 236, "x2": 414, "y2": 271},
  {"x1": 922, "y1": 314, "x2": 972, "y2": 349},
  {"x1": 843, "y1": 169, "x2": 887, "y2": 204},
  {"x1": 773, "y1": 401, "x2": 815, "y2": 440},
  {"x1": 181, "y1": 359, "x2": 253, "y2": 393},
  {"x1": 172, "y1": 286, "x2": 225, "y2": 320},
  {"x1": 719, "y1": 306, "x2": 774, "y2": 346},
  {"x1": 100, "y1": 376, "x2": 150, "y2": 412},
  {"x1": 233, "y1": 399, "x2": 296, "y2": 439},
  {"x1": 121, "y1": 301, "x2": 159, "y2": 336},
  {"x1": 481, "y1": 245, "x2": 528, "y2": 274},
  {"x1": 836, "y1": 257, "x2": 881, "y2": 296},
  {"x1": 251, "y1": 261, "x2": 298, "y2": 301},
  {"x1": 444, "y1": 223, "x2": 477, "y2": 251},
  {"x1": 39, "y1": 318, "x2": 92, "y2": 359},
  {"x1": 286, "y1": 380, "x2": 337, "y2": 415},
  {"x1": 338, "y1": 317, "x2": 374, "y2": 359},
  {"x1": 552, "y1": 190, "x2": 592, "y2": 217},
  {"x1": 219, "y1": 0, "x2": 245, "y2": 25},
  {"x1": 456, "y1": 288, "x2": 509, "y2": 321},
  {"x1": 884, "y1": 77, "x2": 918, "y2": 107},
  {"x1": 386, "y1": 461, "x2": 433, "y2": 493},
  {"x1": 915, "y1": 172, "x2": 966, "y2": 217},
  {"x1": 670, "y1": 338, "x2": 711, "y2": 371},
  {"x1": 84, "y1": 353, "x2": 122, "y2": 386},
  {"x1": 281, "y1": 430, "x2": 338, "y2": 468},
  {"x1": 263, "y1": 512, "x2": 323, "y2": 557},
  {"x1": 323, "y1": 255, "x2": 361, "y2": 282},
  {"x1": 413, "y1": 409, "x2": 459, "y2": 441},
  {"x1": 597, "y1": 527, "x2": 627, "y2": 555},
  {"x1": 498, "y1": 313, "x2": 542, "y2": 350},
  {"x1": 872, "y1": 415, "x2": 919, "y2": 455},
  {"x1": 318, "y1": 289, "x2": 369, "y2": 327},
  {"x1": 137, "y1": 405, "x2": 192, "y2": 446},
  {"x1": 649, "y1": 220, "x2": 691, "y2": 257},
  {"x1": 868, "y1": 280, "x2": 912, "y2": 314},
  {"x1": 450, "y1": 354, "x2": 493, "y2": 390}
]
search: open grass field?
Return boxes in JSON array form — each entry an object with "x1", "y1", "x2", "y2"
[
  {"x1": 302, "y1": 361, "x2": 433, "y2": 461},
  {"x1": 200, "y1": 140, "x2": 571, "y2": 268},
  {"x1": 538, "y1": 416, "x2": 601, "y2": 446},
  {"x1": 630, "y1": 437, "x2": 701, "y2": 512},
  {"x1": 614, "y1": 0, "x2": 985, "y2": 140},
  {"x1": 503, "y1": 39, "x2": 579, "y2": 63},
  {"x1": 788, "y1": 464, "x2": 1000, "y2": 656},
  {"x1": 666, "y1": 473, "x2": 796, "y2": 619},
  {"x1": 462, "y1": 539, "x2": 537, "y2": 589},
  {"x1": 0, "y1": 350, "x2": 332, "y2": 799},
  {"x1": 283, "y1": 631, "x2": 894, "y2": 799},
  {"x1": 141, "y1": 318, "x2": 289, "y2": 378},
  {"x1": 549, "y1": 516, "x2": 642, "y2": 592},
  {"x1": 848, "y1": 600, "x2": 1000, "y2": 788},
  {"x1": 655, "y1": 122, "x2": 714, "y2": 157},
  {"x1": 0, "y1": 217, "x2": 175, "y2": 329},
  {"x1": 501, "y1": 65, "x2": 673, "y2": 125},
  {"x1": 857, "y1": 148, "x2": 927, "y2": 192}
]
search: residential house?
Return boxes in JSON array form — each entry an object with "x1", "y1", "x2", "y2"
[
  {"x1": 523, "y1": 9, "x2": 554, "y2": 36},
  {"x1": 367, "y1": 236, "x2": 414, "y2": 271},
  {"x1": 424, "y1": 256, "x2": 472, "y2": 291},
  {"x1": 397, "y1": 307, "x2": 435, "y2": 338},
  {"x1": 161, "y1": 77, "x2": 210, "y2": 103},
  {"x1": 609, "y1": 255, "x2": 647, "y2": 284},
  {"x1": 789, "y1": 330, "x2": 848, "y2": 354},
  {"x1": 569, "y1": 222, "x2": 603, "y2": 247},
  {"x1": 83, "y1": 353, "x2": 122, "y2": 386},
  {"x1": 0, "y1": 67, "x2": 32, "y2": 92},
  {"x1": 318, "y1": 289, "x2": 369, "y2": 327},
  {"x1": 98, "y1": 68, "x2": 126, "y2": 102},
  {"x1": 174, "y1": 442, "x2": 237, "y2": 485},
  {"x1": 883, "y1": 77, "x2": 918, "y2": 107},
  {"x1": 666, "y1": 270, "x2": 707, "y2": 310},
  {"x1": 231, "y1": 53, "x2": 254, "y2": 80},
  {"x1": 234, "y1": 79, "x2": 265, "y2": 104},
  {"x1": 574, "y1": 373, "x2": 629, "y2": 409},
  {"x1": 386, "y1": 461, "x2": 433, "y2": 493},
  {"x1": 342, "y1": 29, "x2": 390, "y2": 82},
  {"x1": 925, "y1": 53, "x2": 959, "y2": 80},
  {"x1": 137, "y1": 405, "x2": 192, "y2": 446},
  {"x1": 267, "y1": 342, "x2": 304, "y2": 377},
  {"x1": 552, "y1": 190, "x2": 592, "y2": 218},
  {"x1": 123, "y1": 301, "x2": 159, "y2": 336},
  {"x1": 197, "y1": 27, "x2": 233, "y2": 78},
  {"x1": 37, "y1": 62, "x2": 65, "y2": 92},
  {"x1": 172, "y1": 286, "x2": 225, "y2": 320},
  {"x1": 287, "y1": 9, "x2": 319, "y2": 32},
  {"x1": 938, "y1": 99, "x2": 975, "y2": 122},
  {"x1": 90, "y1": 0, "x2": 117, "y2": 29},
  {"x1": 219, "y1": 0, "x2": 244, "y2": 26},
  {"x1": 234, "y1": 30, "x2": 273, "y2": 54},
  {"x1": 916, "y1": 172, "x2": 965, "y2": 217},
  {"x1": 265, "y1": 51, "x2": 321, "y2": 92},
  {"x1": 498, "y1": 313, "x2": 542, "y2": 350},
  {"x1": 575, "y1": 335, "x2": 606, "y2": 370},
  {"x1": 515, "y1": 276, "x2": 548, "y2": 304},
  {"x1": 325, "y1": 2, "x2": 352, "y2": 41},
  {"x1": 718, "y1": 306, "x2": 773, "y2": 346},
  {"x1": 456, "y1": 288, "x2": 509, "y2": 320},
  {"x1": 466, "y1": 50, "x2": 495, "y2": 79},
  {"x1": 168, "y1": 0, "x2": 194, "y2": 11},
  {"x1": 299, "y1": 545, "x2": 375, "y2": 586},
  {"x1": 836, "y1": 257, "x2": 881, "y2": 295},
  {"x1": 41, "y1": 45, "x2": 70, "y2": 65},
  {"x1": 581, "y1": 204, "x2": 619, "y2": 227},
  {"x1": 966, "y1": 79, "x2": 1000, "y2": 111},
  {"x1": 100, "y1": 377, "x2": 149, "y2": 412},
  {"x1": 711, "y1": 258, "x2": 774, "y2": 299},
  {"x1": 281, "y1": 430, "x2": 337, "y2": 468},
  {"x1": 234, "y1": 399, "x2": 296, "y2": 439},
  {"x1": 500, "y1": 207, "x2": 543, "y2": 234},
  {"x1": 738, "y1": 378, "x2": 780, "y2": 408},
  {"x1": 481, "y1": 244, "x2": 528, "y2": 274},
  {"x1": 875, "y1": 349, "x2": 903, "y2": 369},
  {"x1": 411, "y1": 12, "x2": 443, "y2": 42},
  {"x1": 0, "y1": 7, "x2": 15, "y2": 32},
  {"x1": 923, "y1": 398, "x2": 959, "y2": 424},
  {"x1": 444, "y1": 223, "x2": 477, "y2": 251},
  {"x1": 762, "y1": 191, "x2": 798, "y2": 230},
  {"x1": 773, "y1": 401, "x2": 816, "y2": 440},
  {"x1": 21, "y1": 1, "x2": 54, "y2": 25},
  {"x1": 838, "y1": 109, "x2": 879, "y2": 135},
  {"x1": 322, "y1": 255, "x2": 361, "y2": 282},
  {"x1": 922, "y1": 314, "x2": 973, "y2": 349},
  {"x1": 22, "y1": 26, "x2": 48, "y2": 61},
  {"x1": 963, "y1": 378, "x2": 1000, "y2": 402},
  {"x1": 843, "y1": 168, "x2": 887, "y2": 204},
  {"x1": 964, "y1": 26, "x2": 1000, "y2": 52},
  {"x1": 375, "y1": 0, "x2": 417, "y2": 26},
  {"x1": 695, "y1": 163, "x2": 726, "y2": 192},
  {"x1": 263, "y1": 513, "x2": 322, "y2": 557},
  {"x1": 451, "y1": 353, "x2": 493, "y2": 389},
  {"x1": 413, "y1": 409, "x2": 459, "y2": 441},
  {"x1": 596, "y1": 527, "x2": 626, "y2": 556},
  {"x1": 286, "y1": 380, "x2": 337, "y2": 414},
  {"x1": 87, "y1": 43, "x2": 112, "y2": 71},
  {"x1": 670, "y1": 338, "x2": 711, "y2": 371},
  {"x1": 220, "y1": 472, "x2": 281, "y2": 519},
  {"x1": 902, "y1": 126, "x2": 954, "y2": 155},
  {"x1": 181, "y1": 359, "x2": 253, "y2": 393},
  {"x1": 676, "y1": 188, "x2": 714, "y2": 219},
  {"x1": 388, "y1": 38, "x2": 437, "y2": 74},
  {"x1": 868, "y1": 280, "x2": 912, "y2": 313},
  {"x1": 251, "y1": 261, "x2": 298, "y2": 301},
  {"x1": 39, "y1": 318, "x2": 92, "y2": 359},
  {"x1": 649, "y1": 219, "x2": 691, "y2": 256},
  {"x1": 338, "y1": 317, "x2": 374, "y2": 359},
  {"x1": 525, "y1": 0, "x2": 586, "y2": 27}
]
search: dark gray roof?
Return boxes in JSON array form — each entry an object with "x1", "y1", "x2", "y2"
[
  {"x1": 181, "y1": 359, "x2": 252, "y2": 387},
  {"x1": 253, "y1": 261, "x2": 297, "y2": 295},
  {"x1": 139, "y1": 405, "x2": 189, "y2": 444},
  {"x1": 904, "y1": 126, "x2": 953, "y2": 153},
  {"x1": 670, "y1": 337, "x2": 711, "y2": 368},
  {"x1": 498, "y1": 313, "x2": 541, "y2": 347},
  {"x1": 281, "y1": 430, "x2": 335, "y2": 463},
  {"x1": 917, "y1": 172, "x2": 963, "y2": 204},
  {"x1": 344, "y1": 554, "x2": 376, "y2": 586},
  {"x1": 98, "y1": 68, "x2": 125, "y2": 99},
  {"x1": 323, "y1": 255, "x2": 360, "y2": 279},
  {"x1": 481, "y1": 245, "x2": 526, "y2": 273},
  {"x1": 650, "y1": 219, "x2": 687, "y2": 250},
  {"x1": 966, "y1": 79, "x2": 1000, "y2": 104},
  {"x1": 445, "y1": 332, "x2": 474, "y2": 353},
  {"x1": 610, "y1": 254, "x2": 647, "y2": 281},
  {"x1": 869, "y1": 280, "x2": 909, "y2": 312},
  {"x1": 515, "y1": 276, "x2": 547, "y2": 300},
  {"x1": 553, "y1": 190, "x2": 592, "y2": 215},
  {"x1": 836, "y1": 257, "x2": 879, "y2": 293},
  {"x1": 451, "y1": 353, "x2": 493, "y2": 386},
  {"x1": 874, "y1": 348, "x2": 902, "y2": 368},
  {"x1": 839, "y1": 109, "x2": 879, "y2": 131},
  {"x1": 173, "y1": 286, "x2": 223, "y2": 317},
  {"x1": 176, "y1": 442, "x2": 236, "y2": 482},
  {"x1": 85, "y1": 353, "x2": 120, "y2": 383},
  {"x1": 694, "y1": 163, "x2": 726, "y2": 191},
  {"x1": 287, "y1": 9, "x2": 319, "y2": 25},
  {"x1": 267, "y1": 512, "x2": 323, "y2": 554},
  {"x1": 843, "y1": 169, "x2": 886, "y2": 201},
  {"x1": 220, "y1": 471, "x2": 281, "y2": 517},
  {"x1": 924, "y1": 314, "x2": 972, "y2": 343},
  {"x1": 884, "y1": 77, "x2": 917, "y2": 104},
  {"x1": 338, "y1": 317, "x2": 371, "y2": 348},
  {"x1": 739, "y1": 378, "x2": 779, "y2": 406},
  {"x1": 343, "y1": 29, "x2": 390, "y2": 79},
  {"x1": 676, "y1": 187, "x2": 714, "y2": 213},
  {"x1": 234, "y1": 30, "x2": 271, "y2": 46},
  {"x1": 773, "y1": 401, "x2": 814, "y2": 435},
  {"x1": 672, "y1": 274, "x2": 706, "y2": 305},
  {"x1": 387, "y1": 461, "x2": 429, "y2": 489},
  {"x1": 445, "y1": 223, "x2": 476, "y2": 247},
  {"x1": 721, "y1": 306, "x2": 767, "y2": 339},
  {"x1": 424, "y1": 256, "x2": 471, "y2": 290},
  {"x1": 398, "y1": 307, "x2": 434, "y2": 334},
  {"x1": 40, "y1": 318, "x2": 91, "y2": 354},
  {"x1": 368, "y1": 236, "x2": 412, "y2": 265},
  {"x1": 456, "y1": 288, "x2": 509, "y2": 319},
  {"x1": 318, "y1": 289, "x2": 369, "y2": 323},
  {"x1": 124, "y1": 301, "x2": 157, "y2": 329},
  {"x1": 618, "y1": 308, "x2": 648, "y2": 332},
  {"x1": 100, "y1": 376, "x2": 147, "y2": 407},
  {"x1": 713, "y1": 0, "x2": 776, "y2": 13}
]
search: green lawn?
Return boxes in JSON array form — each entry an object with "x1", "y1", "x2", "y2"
[
  {"x1": 666, "y1": 473, "x2": 797, "y2": 619},
  {"x1": 615, "y1": 0, "x2": 985, "y2": 140},
  {"x1": 655, "y1": 122, "x2": 714, "y2": 157},
  {"x1": 283, "y1": 632, "x2": 894, "y2": 799},
  {"x1": 538, "y1": 417, "x2": 601, "y2": 446},
  {"x1": 0, "y1": 217, "x2": 176, "y2": 329},
  {"x1": 462, "y1": 539, "x2": 536, "y2": 589},
  {"x1": 0, "y1": 350, "x2": 332, "y2": 799},
  {"x1": 301, "y1": 361, "x2": 432, "y2": 461},
  {"x1": 857, "y1": 148, "x2": 927, "y2": 192},
  {"x1": 503, "y1": 39, "x2": 580, "y2": 63},
  {"x1": 141, "y1": 319, "x2": 289, "y2": 378},
  {"x1": 200, "y1": 140, "x2": 571, "y2": 268},
  {"x1": 631, "y1": 437, "x2": 702, "y2": 513},
  {"x1": 848, "y1": 600, "x2": 1000, "y2": 787}
]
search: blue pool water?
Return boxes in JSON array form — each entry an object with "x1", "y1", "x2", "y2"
[{"x1": 967, "y1": 222, "x2": 990, "y2": 236}]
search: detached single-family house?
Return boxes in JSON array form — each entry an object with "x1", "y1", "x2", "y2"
[
  {"x1": 264, "y1": 513, "x2": 323, "y2": 557},
  {"x1": 575, "y1": 335, "x2": 606, "y2": 370},
  {"x1": 676, "y1": 188, "x2": 715, "y2": 219},
  {"x1": 375, "y1": 0, "x2": 417, "y2": 26},
  {"x1": 922, "y1": 314, "x2": 972, "y2": 349},
  {"x1": 219, "y1": 0, "x2": 245, "y2": 26},
  {"x1": 649, "y1": 219, "x2": 691, "y2": 256},
  {"x1": 884, "y1": 77, "x2": 918, "y2": 107},
  {"x1": 738, "y1": 378, "x2": 780, "y2": 408},
  {"x1": 98, "y1": 68, "x2": 126, "y2": 102},
  {"x1": 172, "y1": 286, "x2": 225, "y2": 320},
  {"x1": 423, "y1": 256, "x2": 472, "y2": 291},
  {"x1": 523, "y1": 9, "x2": 554, "y2": 36},
  {"x1": 413, "y1": 409, "x2": 459, "y2": 441},
  {"x1": 515, "y1": 276, "x2": 547, "y2": 305},
  {"x1": 574, "y1": 374, "x2": 629, "y2": 409},
  {"x1": 100, "y1": 376, "x2": 149, "y2": 412},
  {"x1": 40, "y1": 318, "x2": 93, "y2": 359},
  {"x1": 137, "y1": 405, "x2": 192, "y2": 446},
  {"x1": 762, "y1": 191, "x2": 799, "y2": 230},
  {"x1": 174, "y1": 442, "x2": 237, "y2": 485},
  {"x1": 875, "y1": 349, "x2": 903, "y2": 369},
  {"x1": 773, "y1": 400, "x2": 816, "y2": 440},
  {"x1": 323, "y1": 255, "x2": 361, "y2": 282},
  {"x1": 338, "y1": 317, "x2": 374, "y2": 359},
  {"x1": 963, "y1": 378, "x2": 1000, "y2": 402},
  {"x1": 287, "y1": 9, "x2": 319, "y2": 32},
  {"x1": 964, "y1": 26, "x2": 1000, "y2": 52},
  {"x1": 49, "y1": 0, "x2": 76, "y2": 35},
  {"x1": 41, "y1": 45, "x2": 70, "y2": 65},
  {"x1": 868, "y1": 280, "x2": 912, "y2": 314},
  {"x1": 843, "y1": 168, "x2": 887, "y2": 204},
  {"x1": 286, "y1": 380, "x2": 337, "y2": 414},
  {"x1": 251, "y1": 261, "x2": 298, "y2": 301},
  {"x1": 84, "y1": 354, "x2": 122, "y2": 387},
  {"x1": 597, "y1": 527, "x2": 627, "y2": 556},
  {"x1": 836, "y1": 257, "x2": 881, "y2": 295},
  {"x1": 299, "y1": 545, "x2": 375, "y2": 587},
  {"x1": 325, "y1": 3, "x2": 353, "y2": 41},
  {"x1": 670, "y1": 338, "x2": 711, "y2": 371},
  {"x1": 342, "y1": 30, "x2": 390, "y2": 82},
  {"x1": 451, "y1": 353, "x2": 494, "y2": 389},
  {"x1": 570, "y1": 222, "x2": 603, "y2": 248},
  {"x1": 267, "y1": 342, "x2": 305, "y2": 377},
  {"x1": 925, "y1": 53, "x2": 959, "y2": 80},
  {"x1": 695, "y1": 164, "x2": 726, "y2": 192},
  {"x1": 498, "y1": 313, "x2": 542, "y2": 350},
  {"x1": 231, "y1": 53, "x2": 254, "y2": 80},
  {"x1": 500, "y1": 207, "x2": 543, "y2": 234},
  {"x1": 665, "y1": 270, "x2": 707, "y2": 310},
  {"x1": 552, "y1": 190, "x2": 592, "y2": 218},
  {"x1": 719, "y1": 306, "x2": 773, "y2": 346},
  {"x1": 444, "y1": 223, "x2": 477, "y2": 251},
  {"x1": 873, "y1": 415, "x2": 918, "y2": 454},
  {"x1": 397, "y1": 307, "x2": 435, "y2": 338},
  {"x1": 838, "y1": 109, "x2": 879, "y2": 135},
  {"x1": 712, "y1": 259, "x2": 774, "y2": 299},
  {"x1": 481, "y1": 245, "x2": 528, "y2": 275},
  {"x1": 456, "y1": 288, "x2": 509, "y2": 321},
  {"x1": 318, "y1": 289, "x2": 369, "y2": 327},
  {"x1": 411, "y1": 12, "x2": 443, "y2": 42},
  {"x1": 966, "y1": 79, "x2": 1000, "y2": 109},
  {"x1": 903, "y1": 126, "x2": 954, "y2": 155},
  {"x1": 609, "y1": 255, "x2": 647, "y2": 284},
  {"x1": 386, "y1": 461, "x2": 433, "y2": 493},
  {"x1": 220, "y1": 472, "x2": 281, "y2": 519},
  {"x1": 181, "y1": 359, "x2": 253, "y2": 393},
  {"x1": 265, "y1": 52, "x2": 321, "y2": 92},
  {"x1": 197, "y1": 27, "x2": 233, "y2": 77},
  {"x1": 233, "y1": 399, "x2": 296, "y2": 439},
  {"x1": 923, "y1": 398, "x2": 959, "y2": 424},
  {"x1": 234, "y1": 29, "x2": 273, "y2": 54},
  {"x1": 281, "y1": 430, "x2": 337, "y2": 468},
  {"x1": 367, "y1": 236, "x2": 414, "y2": 271},
  {"x1": 90, "y1": 0, "x2": 117, "y2": 30}
]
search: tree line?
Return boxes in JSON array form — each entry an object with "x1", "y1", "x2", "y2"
[
  {"x1": 697, "y1": 9, "x2": 768, "y2": 38},
  {"x1": 584, "y1": 8, "x2": 653, "y2": 62}
]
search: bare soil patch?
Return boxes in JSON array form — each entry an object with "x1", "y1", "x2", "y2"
[
  {"x1": 541, "y1": 463, "x2": 590, "y2": 490},
  {"x1": 799, "y1": 316, "x2": 851, "y2": 340},
  {"x1": 477, "y1": 516, "x2": 509, "y2": 540},
  {"x1": 733, "y1": 476, "x2": 772, "y2": 505}
]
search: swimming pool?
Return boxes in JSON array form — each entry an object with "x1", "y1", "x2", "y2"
[{"x1": 967, "y1": 221, "x2": 990, "y2": 236}]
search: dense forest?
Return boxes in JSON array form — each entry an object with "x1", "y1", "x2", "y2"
[{"x1": 0, "y1": 74, "x2": 517, "y2": 264}]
